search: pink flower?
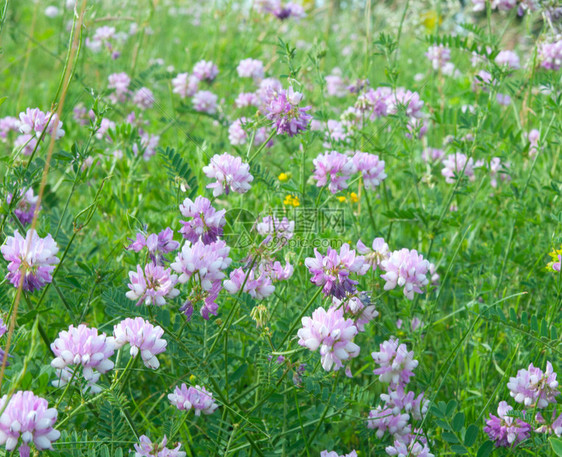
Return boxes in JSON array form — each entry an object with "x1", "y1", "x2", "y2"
[
  {"x1": 380, "y1": 249, "x2": 431, "y2": 300},
  {"x1": 51, "y1": 324, "x2": 115, "y2": 389},
  {"x1": 108, "y1": 72, "x2": 130, "y2": 102},
  {"x1": 353, "y1": 152, "x2": 386, "y2": 190},
  {"x1": 489, "y1": 157, "x2": 511, "y2": 188},
  {"x1": 0, "y1": 391, "x2": 60, "y2": 457},
  {"x1": 192, "y1": 60, "x2": 219, "y2": 81},
  {"x1": 179, "y1": 196, "x2": 226, "y2": 244},
  {"x1": 297, "y1": 306, "x2": 360, "y2": 372},
  {"x1": 171, "y1": 239, "x2": 231, "y2": 289},
  {"x1": 202, "y1": 152, "x2": 253, "y2": 196},
  {"x1": 228, "y1": 117, "x2": 250, "y2": 145},
  {"x1": 507, "y1": 361, "x2": 559, "y2": 408},
  {"x1": 127, "y1": 227, "x2": 179, "y2": 265},
  {"x1": 332, "y1": 293, "x2": 378, "y2": 332},
  {"x1": 263, "y1": 87, "x2": 312, "y2": 136},
  {"x1": 386, "y1": 439, "x2": 434, "y2": 457},
  {"x1": 538, "y1": 38, "x2": 562, "y2": 70},
  {"x1": 484, "y1": 401, "x2": 531, "y2": 447},
  {"x1": 372, "y1": 337, "x2": 418, "y2": 387},
  {"x1": 224, "y1": 267, "x2": 275, "y2": 299},
  {"x1": 133, "y1": 87, "x2": 155, "y2": 110},
  {"x1": 305, "y1": 244, "x2": 368, "y2": 298},
  {"x1": 126, "y1": 263, "x2": 179, "y2": 306},
  {"x1": 112, "y1": 317, "x2": 167, "y2": 369},
  {"x1": 325, "y1": 68, "x2": 349, "y2": 97},
  {"x1": 495, "y1": 50, "x2": 520, "y2": 69},
  {"x1": 312, "y1": 151, "x2": 356, "y2": 194},
  {"x1": 356, "y1": 237, "x2": 389, "y2": 270},
  {"x1": 237, "y1": 58, "x2": 264, "y2": 81},
  {"x1": 425, "y1": 45, "x2": 451, "y2": 70},
  {"x1": 1, "y1": 229, "x2": 59, "y2": 292},
  {"x1": 441, "y1": 152, "x2": 481, "y2": 184},
  {"x1": 7, "y1": 188, "x2": 39, "y2": 226},
  {"x1": 133, "y1": 435, "x2": 186, "y2": 457},
  {"x1": 171, "y1": 73, "x2": 199, "y2": 98},
  {"x1": 235, "y1": 92, "x2": 260, "y2": 108},
  {"x1": 192, "y1": 90, "x2": 218, "y2": 114},
  {"x1": 168, "y1": 384, "x2": 219, "y2": 415}
]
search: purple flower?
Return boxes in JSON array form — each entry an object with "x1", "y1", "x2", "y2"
[
  {"x1": 507, "y1": 361, "x2": 559, "y2": 408},
  {"x1": 528, "y1": 129, "x2": 540, "y2": 157},
  {"x1": 133, "y1": 435, "x2": 186, "y2": 457},
  {"x1": 0, "y1": 391, "x2": 60, "y2": 457},
  {"x1": 237, "y1": 58, "x2": 264, "y2": 81},
  {"x1": 421, "y1": 148, "x2": 445, "y2": 163},
  {"x1": 108, "y1": 72, "x2": 131, "y2": 102},
  {"x1": 489, "y1": 157, "x2": 511, "y2": 188},
  {"x1": 7, "y1": 188, "x2": 39, "y2": 226},
  {"x1": 484, "y1": 401, "x2": 531, "y2": 447},
  {"x1": 112, "y1": 317, "x2": 167, "y2": 369},
  {"x1": 133, "y1": 132, "x2": 160, "y2": 161},
  {"x1": 312, "y1": 151, "x2": 356, "y2": 194},
  {"x1": 192, "y1": 60, "x2": 219, "y2": 82},
  {"x1": 356, "y1": 237, "x2": 389, "y2": 270},
  {"x1": 368, "y1": 405, "x2": 411, "y2": 440},
  {"x1": 228, "y1": 117, "x2": 250, "y2": 145},
  {"x1": 51, "y1": 324, "x2": 115, "y2": 389},
  {"x1": 353, "y1": 152, "x2": 386, "y2": 190},
  {"x1": 14, "y1": 134, "x2": 37, "y2": 156},
  {"x1": 18, "y1": 108, "x2": 64, "y2": 139},
  {"x1": 224, "y1": 267, "x2": 275, "y2": 299},
  {"x1": 297, "y1": 305, "x2": 360, "y2": 372},
  {"x1": 495, "y1": 50, "x2": 520, "y2": 69},
  {"x1": 321, "y1": 451, "x2": 357, "y2": 457},
  {"x1": 325, "y1": 68, "x2": 349, "y2": 98},
  {"x1": 441, "y1": 152, "x2": 481, "y2": 184},
  {"x1": 386, "y1": 439, "x2": 434, "y2": 457},
  {"x1": 168, "y1": 384, "x2": 219, "y2": 415},
  {"x1": 538, "y1": 38, "x2": 562, "y2": 71},
  {"x1": 264, "y1": 87, "x2": 312, "y2": 136},
  {"x1": 332, "y1": 293, "x2": 378, "y2": 332},
  {"x1": 387, "y1": 89, "x2": 424, "y2": 119},
  {"x1": 179, "y1": 196, "x2": 226, "y2": 244},
  {"x1": 235, "y1": 92, "x2": 260, "y2": 108},
  {"x1": 95, "y1": 118, "x2": 116, "y2": 141},
  {"x1": 0, "y1": 116, "x2": 20, "y2": 139},
  {"x1": 380, "y1": 249, "x2": 431, "y2": 300},
  {"x1": 359, "y1": 86, "x2": 392, "y2": 118},
  {"x1": 536, "y1": 410, "x2": 562, "y2": 435},
  {"x1": 127, "y1": 227, "x2": 179, "y2": 264},
  {"x1": 1, "y1": 229, "x2": 59, "y2": 292},
  {"x1": 255, "y1": 215, "x2": 295, "y2": 245},
  {"x1": 171, "y1": 239, "x2": 231, "y2": 289},
  {"x1": 425, "y1": 45, "x2": 451, "y2": 70},
  {"x1": 126, "y1": 263, "x2": 180, "y2": 306},
  {"x1": 372, "y1": 337, "x2": 418, "y2": 387},
  {"x1": 305, "y1": 244, "x2": 369, "y2": 298},
  {"x1": 171, "y1": 72, "x2": 199, "y2": 99},
  {"x1": 192, "y1": 90, "x2": 218, "y2": 114},
  {"x1": 133, "y1": 88, "x2": 155, "y2": 110},
  {"x1": 202, "y1": 152, "x2": 253, "y2": 196}
]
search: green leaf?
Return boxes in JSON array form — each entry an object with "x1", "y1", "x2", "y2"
[
  {"x1": 452, "y1": 412, "x2": 465, "y2": 432},
  {"x1": 442, "y1": 432, "x2": 460, "y2": 444},
  {"x1": 550, "y1": 437, "x2": 562, "y2": 456},
  {"x1": 464, "y1": 424, "x2": 479, "y2": 447},
  {"x1": 476, "y1": 440, "x2": 494, "y2": 457},
  {"x1": 451, "y1": 444, "x2": 469, "y2": 454},
  {"x1": 446, "y1": 400, "x2": 458, "y2": 417}
]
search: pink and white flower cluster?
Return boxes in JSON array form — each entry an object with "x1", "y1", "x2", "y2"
[{"x1": 168, "y1": 384, "x2": 219, "y2": 416}]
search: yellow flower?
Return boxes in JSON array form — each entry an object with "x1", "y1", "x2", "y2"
[
  {"x1": 350, "y1": 192, "x2": 359, "y2": 203},
  {"x1": 337, "y1": 196, "x2": 346, "y2": 203},
  {"x1": 278, "y1": 172, "x2": 290, "y2": 182},
  {"x1": 283, "y1": 194, "x2": 300, "y2": 207},
  {"x1": 189, "y1": 374, "x2": 196, "y2": 383},
  {"x1": 420, "y1": 10, "x2": 442, "y2": 32},
  {"x1": 547, "y1": 246, "x2": 562, "y2": 271}
]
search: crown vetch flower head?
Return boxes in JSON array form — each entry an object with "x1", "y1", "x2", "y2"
[
  {"x1": 51, "y1": 324, "x2": 115, "y2": 388},
  {"x1": 0, "y1": 391, "x2": 60, "y2": 457},
  {"x1": 171, "y1": 239, "x2": 231, "y2": 289},
  {"x1": 484, "y1": 401, "x2": 531, "y2": 447},
  {"x1": 372, "y1": 337, "x2": 418, "y2": 387},
  {"x1": 168, "y1": 384, "x2": 219, "y2": 416},
  {"x1": 133, "y1": 435, "x2": 186, "y2": 457},
  {"x1": 237, "y1": 58, "x2": 264, "y2": 81},
  {"x1": 1, "y1": 229, "x2": 59, "y2": 292},
  {"x1": 126, "y1": 263, "x2": 180, "y2": 306},
  {"x1": 192, "y1": 90, "x2": 218, "y2": 114},
  {"x1": 172, "y1": 72, "x2": 199, "y2": 99},
  {"x1": 297, "y1": 306, "x2": 360, "y2": 372},
  {"x1": 264, "y1": 87, "x2": 312, "y2": 136},
  {"x1": 112, "y1": 317, "x2": 167, "y2": 369},
  {"x1": 380, "y1": 248, "x2": 431, "y2": 300},
  {"x1": 202, "y1": 153, "x2": 253, "y2": 196},
  {"x1": 386, "y1": 439, "x2": 434, "y2": 457},
  {"x1": 7, "y1": 189, "x2": 40, "y2": 226},
  {"x1": 353, "y1": 152, "x2": 386, "y2": 190},
  {"x1": 127, "y1": 227, "x2": 179, "y2": 264},
  {"x1": 179, "y1": 196, "x2": 226, "y2": 244},
  {"x1": 312, "y1": 151, "x2": 356, "y2": 194},
  {"x1": 305, "y1": 244, "x2": 368, "y2": 299},
  {"x1": 507, "y1": 361, "x2": 559, "y2": 408},
  {"x1": 192, "y1": 60, "x2": 219, "y2": 81}
]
